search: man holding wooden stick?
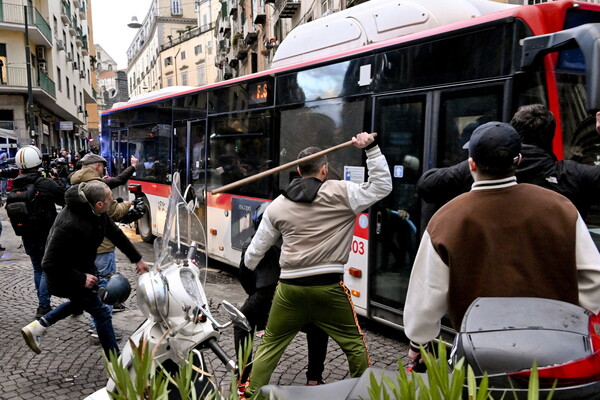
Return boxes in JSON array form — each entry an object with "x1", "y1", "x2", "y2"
[{"x1": 242, "y1": 132, "x2": 392, "y2": 396}]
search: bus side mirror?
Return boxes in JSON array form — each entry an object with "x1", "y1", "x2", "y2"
[{"x1": 520, "y1": 23, "x2": 600, "y2": 112}]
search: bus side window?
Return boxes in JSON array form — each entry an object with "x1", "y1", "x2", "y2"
[{"x1": 438, "y1": 88, "x2": 503, "y2": 168}]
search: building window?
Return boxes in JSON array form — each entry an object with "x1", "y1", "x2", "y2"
[
  {"x1": 194, "y1": 45, "x2": 202, "y2": 55},
  {"x1": 165, "y1": 56, "x2": 173, "y2": 67},
  {"x1": 181, "y1": 71, "x2": 188, "y2": 86},
  {"x1": 196, "y1": 65, "x2": 206, "y2": 86},
  {"x1": 73, "y1": 85, "x2": 77, "y2": 104},
  {"x1": 167, "y1": 77, "x2": 173, "y2": 87},
  {"x1": 57, "y1": 67, "x2": 62, "y2": 91},
  {"x1": 66, "y1": 77, "x2": 70, "y2": 98},
  {"x1": 181, "y1": 51, "x2": 186, "y2": 60},
  {"x1": 172, "y1": 0, "x2": 182, "y2": 15}
]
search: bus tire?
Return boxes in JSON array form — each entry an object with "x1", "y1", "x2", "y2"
[{"x1": 137, "y1": 199, "x2": 155, "y2": 244}]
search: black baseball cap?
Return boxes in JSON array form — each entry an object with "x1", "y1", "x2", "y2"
[{"x1": 469, "y1": 122, "x2": 521, "y2": 169}]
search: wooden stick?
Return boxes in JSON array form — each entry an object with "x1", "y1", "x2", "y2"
[{"x1": 210, "y1": 133, "x2": 377, "y2": 194}]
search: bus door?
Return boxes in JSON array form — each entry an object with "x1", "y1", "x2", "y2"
[
  {"x1": 366, "y1": 85, "x2": 505, "y2": 330},
  {"x1": 366, "y1": 93, "x2": 428, "y2": 328},
  {"x1": 109, "y1": 128, "x2": 128, "y2": 199},
  {"x1": 188, "y1": 119, "x2": 207, "y2": 222},
  {"x1": 173, "y1": 119, "x2": 206, "y2": 189},
  {"x1": 173, "y1": 119, "x2": 207, "y2": 245}
]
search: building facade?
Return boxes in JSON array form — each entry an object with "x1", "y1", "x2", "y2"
[
  {"x1": 127, "y1": 0, "x2": 220, "y2": 98},
  {"x1": 95, "y1": 44, "x2": 128, "y2": 110},
  {"x1": 0, "y1": 0, "x2": 95, "y2": 156}
]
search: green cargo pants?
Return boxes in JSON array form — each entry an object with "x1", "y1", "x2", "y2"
[{"x1": 247, "y1": 281, "x2": 370, "y2": 393}]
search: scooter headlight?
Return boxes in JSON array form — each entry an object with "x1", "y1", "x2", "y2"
[
  {"x1": 137, "y1": 271, "x2": 169, "y2": 321},
  {"x1": 179, "y1": 268, "x2": 206, "y2": 307}
]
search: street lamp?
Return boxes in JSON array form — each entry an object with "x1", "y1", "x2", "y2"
[{"x1": 127, "y1": 16, "x2": 142, "y2": 29}]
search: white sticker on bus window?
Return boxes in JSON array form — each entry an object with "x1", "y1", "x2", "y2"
[
  {"x1": 344, "y1": 166, "x2": 365, "y2": 183},
  {"x1": 358, "y1": 64, "x2": 372, "y2": 86},
  {"x1": 394, "y1": 165, "x2": 404, "y2": 178}
]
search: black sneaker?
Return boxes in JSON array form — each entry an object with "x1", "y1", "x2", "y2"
[
  {"x1": 0, "y1": 244, "x2": 6, "y2": 251},
  {"x1": 35, "y1": 306, "x2": 52, "y2": 319}
]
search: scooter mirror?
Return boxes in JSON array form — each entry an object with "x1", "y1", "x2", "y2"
[{"x1": 221, "y1": 300, "x2": 251, "y2": 332}]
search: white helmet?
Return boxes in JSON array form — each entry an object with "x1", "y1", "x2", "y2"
[{"x1": 15, "y1": 145, "x2": 43, "y2": 170}]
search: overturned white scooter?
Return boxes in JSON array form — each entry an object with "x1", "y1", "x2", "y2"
[{"x1": 86, "y1": 172, "x2": 250, "y2": 399}]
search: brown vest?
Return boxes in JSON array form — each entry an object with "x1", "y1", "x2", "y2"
[{"x1": 427, "y1": 183, "x2": 579, "y2": 329}]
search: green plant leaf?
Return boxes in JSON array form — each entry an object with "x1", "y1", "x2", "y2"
[{"x1": 527, "y1": 361, "x2": 539, "y2": 400}]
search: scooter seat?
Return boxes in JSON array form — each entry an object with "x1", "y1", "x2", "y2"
[{"x1": 259, "y1": 367, "x2": 409, "y2": 400}]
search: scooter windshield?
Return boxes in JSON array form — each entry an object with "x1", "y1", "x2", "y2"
[{"x1": 153, "y1": 172, "x2": 208, "y2": 274}]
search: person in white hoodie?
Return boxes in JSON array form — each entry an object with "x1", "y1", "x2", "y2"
[{"x1": 243, "y1": 132, "x2": 392, "y2": 395}]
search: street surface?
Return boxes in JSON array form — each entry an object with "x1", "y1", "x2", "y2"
[{"x1": 0, "y1": 208, "x2": 409, "y2": 399}]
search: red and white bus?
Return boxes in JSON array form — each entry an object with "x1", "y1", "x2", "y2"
[{"x1": 102, "y1": 0, "x2": 600, "y2": 332}]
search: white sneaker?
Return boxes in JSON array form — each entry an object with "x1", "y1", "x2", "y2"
[{"x1": 21, "y1": 320, "x2": 46, "y2": 354}]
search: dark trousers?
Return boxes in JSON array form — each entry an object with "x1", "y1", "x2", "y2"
[
  {"x1": 42, "y1": 290, "x2": 118, "y2": 356},
  {"x1": 23, "y1": 239, "x2": 51, "y2": 308},
  {"x1": 234, "y1": 286, "x2": 328, "y2": 383}
]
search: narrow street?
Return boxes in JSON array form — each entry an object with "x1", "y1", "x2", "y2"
[{"x1": 0, "y1": 208, "x2": 408, "y2": 399}]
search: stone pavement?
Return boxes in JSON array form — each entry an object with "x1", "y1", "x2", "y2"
[{"x1": 0, "y1": 207, "x2": 409, "y2": 399}]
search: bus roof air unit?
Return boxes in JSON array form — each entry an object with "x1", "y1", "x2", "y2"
[{"x1": 271, "y1": 0, "x2": 515, "y2": 68}]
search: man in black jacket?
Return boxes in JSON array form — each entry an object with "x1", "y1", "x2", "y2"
[
  {"x1": 21, "y1": 180, "x2": 148, "y2": 357},
  {"x1": 7, "y1": 146, "x2": 65, "y2": 319},
  {"x1": 417, "y1": 104, "x2": 600, "y2": 218}
]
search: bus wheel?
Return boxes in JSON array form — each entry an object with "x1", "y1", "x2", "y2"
[{"x1": 138, "y1": 200, "x2": 155, "y2": 244}]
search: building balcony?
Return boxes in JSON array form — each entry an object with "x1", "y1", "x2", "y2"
[
  {"x1": 78, "y1": 6, "x2": 86, "y2": 20},
  {"x1": 220, "y1": 19, "x2": 231, "y2": 37},
  {"x1": 75, "y1": 34, "x2": 84, "y2": 48},
  {"x1": 60, "y1": 1, "x2": 71, "y2": 24},
  {"x1": 229, "y1": 0, "x2": 238, "y2": 16},
  {"x1": 235, "y1": 41, "x2": 249, "y2": 60},
  {"x1": 72, "y1": 0, "x2": 81, "y2": 8},
  {"x1": 0, "y1": 66, "x2": 55, "y2": 98},
  {"x1": 276, "y1": 0, "x2": 301, "y2": 18},
  {"x1": 245, "y1": 30, "x2": 258, "y2": 45},
  {"x1": 254, "y1": 11, "x2": 266, "y2": 25},
  {"x1": 0, "y1": 3, "x2": 53, "y2": 46}
]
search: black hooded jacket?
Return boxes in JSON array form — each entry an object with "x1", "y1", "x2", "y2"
[
  {"x1": 9, "y1": 171, "x2": 65, "y2": 244},
  {"x1": 42, "y1": 183, "x2": 142, "y2": 298},
  {"x1": 417, "y1": 144, "x2": 600, "y2": 218}
]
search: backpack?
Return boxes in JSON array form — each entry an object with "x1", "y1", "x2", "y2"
[{"x1": 6, "y1": 178, "x2": 43, "y2": 236}]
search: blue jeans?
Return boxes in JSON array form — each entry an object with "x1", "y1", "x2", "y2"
[
  {"x1": 95, "y1": 251, "x2": 117, "y2": 288},
  {"x1": 1, "y1": 178, "x2": 7, "y2": 197},
  {"x1": 95, "y1": 251, "x2": 116, "y2": 316},
  {"x1": 41, "y1": 291, "x2": 119, "y2": 356},
  {"x1": 23, "y1": 240, "x2": 51, "y2": 308}
]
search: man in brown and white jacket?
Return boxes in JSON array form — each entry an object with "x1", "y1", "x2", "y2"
[
  {"x1": 243, "y1": 132, "x2": 392, "y2": 395},
  {"x1": 404, "y1": 121, "x2": 600, "y2": 364}
]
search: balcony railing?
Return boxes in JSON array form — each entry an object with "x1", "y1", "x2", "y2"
[
  {"x1": 1, "y1": 67, "x2": 56, "y2": 98},
  {"x1": 276, "y1": 0, "x2": 301, "y2": 18},
  {"x1": 38, "y1": 70, "x2": 56, "y2": 97},
  {"x1": 0, "y1": 3, "x2": 53, "y2": 44}
]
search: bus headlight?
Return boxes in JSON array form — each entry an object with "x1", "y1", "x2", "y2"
[{"x1": 137, "y1": 271, "x2": 169, "y2": 321}]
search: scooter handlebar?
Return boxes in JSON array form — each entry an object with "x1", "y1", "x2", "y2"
[{"x1": 204, "y1": 337, "x2": 237, "y2": 372}]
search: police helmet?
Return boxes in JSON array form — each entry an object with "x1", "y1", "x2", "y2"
[
  {"x1": 252, "y1": 202, "x2": 269, "y2": 231},
  {"x1": 15, "y1": 145, "x2": 43, "y2": 170},
  {"x1": 98, "y1": 273, "x2": 132, "y2": 305}
]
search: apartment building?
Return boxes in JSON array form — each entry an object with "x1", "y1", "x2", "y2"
[
  {"x1": 127, "y1": 0, "x2": 220, "y2": 97},
  {"x1": 0, "y1": 0, "x2": 95, "y2": 156},
  {"x1": 213, "y1": 0, "x2": 345, "y2": 81}
]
